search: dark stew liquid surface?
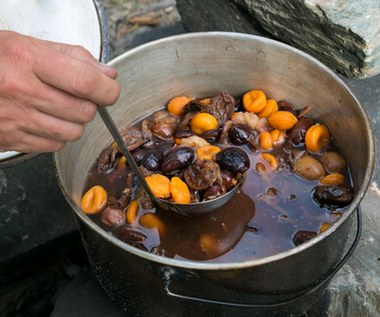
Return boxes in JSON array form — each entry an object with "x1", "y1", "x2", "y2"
[{"x1": 82, "y1": 91, "x2": 354, "y2": 263}]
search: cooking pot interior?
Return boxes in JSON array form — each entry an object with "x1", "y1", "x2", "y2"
[{"x1": 55, "y1": 32, "x2": 373, "y2": 263}]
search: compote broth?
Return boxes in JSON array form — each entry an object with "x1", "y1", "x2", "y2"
[{"x1": 82, "y1": 90, "x2": 354, "y2": 262}]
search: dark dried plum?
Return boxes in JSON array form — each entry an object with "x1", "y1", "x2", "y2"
[
  {"x1": 142, "y1": 150, "x2": 164, "y2": 172},
  {"x1": 101, "y1": 207, "x2": 125, "y2": 228},
  {"x1": 161, "y1": 146, "x2": 196, "y2": 175},
  {"x1": 313, "y1": 185, "x2": 354, "y2": 209},
  {"x1": 201, "y1": 129, "x2": 221, "y2": 142},
  {"x1": 183, "y1": 160, "x2": 221, "y2": 190},
  {"x1": 228, "y1": 124, "x2": 253, "y2": 145},
  {"x1": 289, "y1": 117, "x2": 314, "y2": 146},
  {"x1": 278, "y1": 100, "x2": 297, "y2": 116},
  {"x1": 293, "y1": 231, "x2": 317, "y2": 246},
  {"x1": 215, "y1": 147, "x2": 250, "y2": 174},
  {"x1": 117, "y1": 227, "x2": 147, "y2": 244},
  {"x1": 97, "y1": 146, "x2": 121, "y2": 173}
]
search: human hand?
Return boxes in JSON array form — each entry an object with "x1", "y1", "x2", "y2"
[{"x1": 0, "y1": 30, "x2": 121, "y2": 153}]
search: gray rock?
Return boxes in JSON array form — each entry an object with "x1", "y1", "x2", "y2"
[{"x1": 177, "y1": 0, "x2": 380, "y2": 78}]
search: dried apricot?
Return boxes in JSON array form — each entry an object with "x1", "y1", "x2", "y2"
[
  {"x1": 305, "y1": 123, "x2": 330, "y2": 153},
  {"x1": 200, "y1": 97, "x2": 211, "y2": 105},
  {"x1": 258, "y1": 99, "x2": 278, "y2": 118},
  {"x1": 145, "y1": 174, "x2": 171, "y2": 199},
  {"x1": 243, "y1": 90, "x2": 267, "y2": 113},
  {"x1": 259, "y1": 131, "x2": 273, "y2": 150},
  {"x1": 197, "y1": 145, "x2": 221, "y2": 161},
  {"x1": 320, "y1": 173, "x2": 345, "y2": 185},
  {"x1": 200, "y1": 234, "x2": 219, "y2": 258},
  {"x1": 167, "y1": 96, "x2": 191, "y2": 116},
  {"x1": 262, "y1": 153, "x2": 278, "y2": 169},
  {"x1": 270, "y1": 129, "x2": 285, "y2": 145},
  {"x1": 190, "y1": 113, "x2": 218, "y2": 135},
  {"x1": 115, "y1": 156, "x2": 127, "y2": 170},
  {"x1": 126, "y1": 200, "x2": 139, "y2": 224},
  {"x1": 81, "y1": 185, "x2": 107, "y2": 215},
  {"x1": 170, "y1": 177, "x2": 191, "y2": 204},
  {"x1": 319, "y1": 222, "x2": 331, "y2": 233},
  {"x1": 140, "y1": 213, "x2": 166, "y2": 235},
  {"x1": 268, "y1": 111, "x2": 298, "y2": 130}
]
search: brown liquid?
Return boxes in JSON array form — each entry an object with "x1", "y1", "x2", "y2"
[{"x1": 84, "y1": 142, "x2": 347, "y2": 263}]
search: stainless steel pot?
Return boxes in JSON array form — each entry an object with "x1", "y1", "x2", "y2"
[{"x1": 54, "y1": 32, "x2": 374, "y2": 316}]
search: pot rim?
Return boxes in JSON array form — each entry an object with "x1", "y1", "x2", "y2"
[{"x1": 54, "y1": 31, "x2": 375, "y2": 271}]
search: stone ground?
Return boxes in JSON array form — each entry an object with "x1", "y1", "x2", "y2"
[{"x1": 102, "y1": 0, "x2": 182, "y2": 58}]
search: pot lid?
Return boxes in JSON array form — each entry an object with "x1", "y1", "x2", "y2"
[{"x1": 0, "y1": 0, "x2": 108, "y2": 163}]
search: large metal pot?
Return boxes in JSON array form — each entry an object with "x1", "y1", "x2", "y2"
[{"x1": 55, "y1": 32, "x2": 374, "y2": 316}]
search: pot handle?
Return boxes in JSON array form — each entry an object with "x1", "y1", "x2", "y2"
[{"x1": 163, "y1": 207, "x2": 362, "y2": 308}]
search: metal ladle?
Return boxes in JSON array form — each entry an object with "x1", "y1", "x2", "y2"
[{"x1": 97, "y1": 107, "x2": 243, "y2": 217}]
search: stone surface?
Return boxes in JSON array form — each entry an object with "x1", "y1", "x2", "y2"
[{"x1": 177, "y1": 0, "x2": 380, "y2": 78}]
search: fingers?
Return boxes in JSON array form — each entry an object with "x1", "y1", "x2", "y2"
[
  {"x1": 32, "y1": 40, "x2": 121, "y2": 106},
  {"x1": 0, "y1": 106, "x2": 85, "y2": 153},
  {"x1": 45, "y1": 41, "x2": 118, "y2": 79}
]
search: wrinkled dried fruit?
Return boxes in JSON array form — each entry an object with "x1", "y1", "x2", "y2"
[
  {"x1": 215, "y1": 147, "x2": 250, "y2": 174},
  {"x1": 161, "y1": 146, "x2": 196, "y2": 175},
  {"x1": 243, "y1": 90, "x2": 267, "y2": 113},
  {"x1": 293, "y1": 231, "x2": 318, "y2": 246},
  {"x1": 203, "y1": 184, "x2": 226, "y2": 201},
  {"x1": 197, "y1": 145, "x2": 221, "y2": 161},
  {"x1": 289, "y1": 117, "x2": 314, "y2": 146},
  {"x1": 139, "y1": 213, "x2": 166, "y2": 235},
  {"x1": 167, "y1": 96, "x2": 191, "y2": 116},
  {"x1": 145, "y1": 174, "x2": 171, "y2": 199},
  {"x1": 183, "y1": 160, "x2": 220, "y2": 190},
  {"x1": 305, "y1": 123, "x2": 330, "y2": 153},
  {"x1": 268, "y1": 111, "x2": 298, "y2": 130},
  {"x1": 170, "y1": 176, "x2": 191, "y2": 204},
  {"x1": 258, "y1": 99, "x2": 278, "y2": 118},
  {"x1": 126, "y1": 200, "x2": 139, "y2": 224},
  {"x1": 228, "y1": 124, "x2": 253, "y2": 145},
  {"x1": 142, "y1": 150, "x2": 164, "y2": 172},
  {"x1": 313, "y1": 185, "x2": 354, "y2": 209},
  {"x1": 190, "y1": 112, "x2": 219, "y2": 135},
  {"x1": 320, "y1": 173, "x2": 345, "y2": 185},
  {"x1": 81, "y1": 185, "x2": 108, "y2": 215}
]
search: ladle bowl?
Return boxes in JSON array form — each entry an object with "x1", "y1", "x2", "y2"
[{"x1": 97, "y1": 106, "x2": 244, "y2": 217}]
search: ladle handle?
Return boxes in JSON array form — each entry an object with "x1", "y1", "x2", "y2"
[
  {"x1": 163, "y1": 207, "x2": 362, "y2": 308},
  {"x1": 97, "y1": 106, "x2": 155, "y2": 198}
]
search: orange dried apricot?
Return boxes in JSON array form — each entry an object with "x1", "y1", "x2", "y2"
[
  {"x1": 320, "y1": 173, "x2": 345, "y2": 185},
  {"x1": 190, "y1": 112, "x2": 218, "y2": 135},
  {"x1": 200, "y1": 97, "x2": 211, "y2": 105},
  {"x1": 170, "y1": 177, "x2": 191, "y2": 204},
  {"x1": 197, "y1": 145, "x2": 221, "y2": 161},
  {"x1": 258, "y1": 99, "x2": 278, "y2": 118},
  {"x1": 305, "y1": 123, "x2": 331, "y2": 153},
  {"x1": 268, "y1": 111, "x2": 298, "y2": 130},
  {"x1": 200, "y1": 234, "x2": 219, "y2": 258},
  {"x1": 262, "y1": 153, "x2": 278, "y2": 169},
  {"x1": 140, "y1": 213, "x2": 166, "y2": 235},
  {"x1": 115, "y1": 156, "x2": 127, "y2": 170},
  {"x1": 319, "y1": 222, "x2": 331, "y2": 233},
  {"x1": 259, "y1": 131, "x2": 273, "y2": 150},
  {"x1": 145, "y1": 174, "x2": 171, "y2": 199},
  {"x1": 126, "y1": 200, "x2": 139, "y2": 224},
  {"x1": 81, "y1": 185, "x2": 107, "y2": 215},
  {"x1": 270, "y1": 129, "x2": 285, "y2": 145},
  {"x1": 243, "y1": 90, "x2": 267, "y2": 113},
  {"x1": 167, "y1": 96, "x2": 191, "y2": 116}
]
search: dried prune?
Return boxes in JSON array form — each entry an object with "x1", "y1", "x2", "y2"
[
  {"x1": 228, "y1": 124, "x2": 253, "y2": 145},
  {"x1": 293, "y1": 231, "x2": 317, "y2": 246},
  {"x1": 161, "y1": 146, "x2": 196, "y2": 175},
  {"x1": 142, "y1": 150, "x2": 164, "y2": 172},
  {"x1": 289, "y1": 117, "x2": 314, "y2": 146},
  {"x1": 215, "y1": 147, "x2": 250, "y2": 174},
  {"x1": 313, "y1": 185, "x2": 354, "y2": 209},
  {"x1": 117, "y1": 227, "x2": 147, "y2": 244}
]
